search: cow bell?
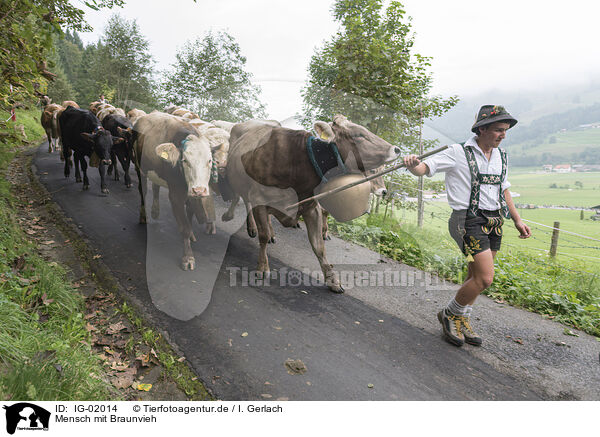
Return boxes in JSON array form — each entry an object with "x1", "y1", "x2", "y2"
[{"x1": 317, "y1": 174, "x2": 371, "y2": 222}]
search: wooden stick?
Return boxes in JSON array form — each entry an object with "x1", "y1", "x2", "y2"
[{"x1": 285, "y1": 145, "x2": 448, "y2": 211}]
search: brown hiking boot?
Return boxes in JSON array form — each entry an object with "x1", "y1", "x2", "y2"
[
  {"x1": 461, "y1": 317, "x2": 483, "y2": 346},
  {"x1": 437, "y1": 310, "x2": 464, "y2": 347}
]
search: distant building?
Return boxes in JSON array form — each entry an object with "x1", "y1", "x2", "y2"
[
  {"x1": 553, "y1": 164, "x2": 572, "y2": 173},
  {"x1": 542, "y1": 164, "x2": 552, "y2": 172}
]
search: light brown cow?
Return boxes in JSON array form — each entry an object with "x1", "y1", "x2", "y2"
[
  {"x1": 133, "y1": 112, "x2": 216, "y2": 270},
  {"x1": 127, "y1": 108, "x2": 147, "y2": 124},
  {"x1": 224, "y1": 115, "x2": 401, "y2": 292},
  {"x1": 40, "y1": 103, "x2": 63, "y2": 153},
  {"x1": 61, "y1": 100, "x2": 79, "y2": 108}
]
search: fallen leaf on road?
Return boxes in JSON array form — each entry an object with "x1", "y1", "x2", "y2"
[
  {"x1": 367, "y1": 383, "x2": 374, "y2": 389},
  {"x1": 112, "y1": 370, "x2": 136, "y2": 389},
  {"x1": 85, "y1": 323, "x2": 96, "y2": 332},
  {"x1": 92, "y1": 254, "x2": 102, "y2": 259},
  {"x1": 513, "y1": 338, "x2": 523, "y2": 345},
  {"x1": 261, "y1": 394, "x2": 272, "y2": 399},
  {"x1": 136, "y1": 383, "x2": 152, "y2": 392},
  {"x1": 241, "y1": 332, "x2": 248, "y2": 337},
  {"x1": 41, "y1": 240, "x2": 55, "y2": 245},
  {"x1": 285, "y1": 359, "x2": 307, "y2": 375}
]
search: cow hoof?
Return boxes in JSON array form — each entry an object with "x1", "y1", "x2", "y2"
[
  {"x1": 247, "y1": 228, "x2": 257, "y2": 238},
  {"x1": 323, "y1": 234, "x2": 331, "y2": 241},
  {"x1": 126, "y1": 183, "x2": 132, "y2": 189},
  {"x1": 182, "y1": 257, "x2": 195, "y2": 271},
  {"x1": 221, "y1": 212, "x2": 234, "y2": 222},
  {"x1": 330, "y1": 284, "x2": 345, "y2": 294},
  {"x1": 83, "y1": 184, "x2": 89, "y2": 191},
  {"x1": 293, "y1": 223, "x2": 301, "y2": 229},
  {"x1": 205, "y1": 223, "x2": 216, "y2": 235},
  {"x1": 151, "y1": 207, "x2": 160, "y2": 220},
  {"x1": 101, "y1": 188, "x2": 109, "y2": 195},
  {"x1": 76, "y1": 177, "x2": 82, "y2": 183},
  {"x1": 268, "y1": 237, "x2": 275, "y2": 244},
  {"x1": 139, "y1": 212, "x2": 147, "y2": 224}
]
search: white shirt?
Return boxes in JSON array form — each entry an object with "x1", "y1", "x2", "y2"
[{"x1": 423, "y1": 135, "x2": 511, "y2": 211}]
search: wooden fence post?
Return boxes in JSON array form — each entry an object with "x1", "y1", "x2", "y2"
[{"x1": 549, "y1": 221, "x2": 560, "y2": 257}]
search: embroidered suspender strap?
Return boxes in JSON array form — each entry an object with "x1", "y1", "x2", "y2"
[
  {"x1": 462, "y1": 145, "x2": 510, "y2": 218},
  {"x1": 498, "y1": 148, "x2": 510, "y2": 219}
]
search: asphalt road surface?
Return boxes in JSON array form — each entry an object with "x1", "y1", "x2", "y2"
[{"x1": 33, "y1": 143, "x2": 598, "y2": 400}]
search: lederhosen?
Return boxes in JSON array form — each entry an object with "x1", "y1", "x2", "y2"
[{"x1": 449, "y1": 144, "x2": 510, "y2": 260}]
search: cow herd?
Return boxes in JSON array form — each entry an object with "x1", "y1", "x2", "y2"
[{"x1": 40, "y1": 99, "x2": 400, "y2": 293}]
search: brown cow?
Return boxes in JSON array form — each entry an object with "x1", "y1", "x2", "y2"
[
  {"x1": 224, "y1": 114, "x2": 401, "y2": 293},
  {"x1": 40, "y1": 103, "x2": 63, "y2": 153},
  {"x1": 133, "y1": 112, "x2": 215, "y2": 270}
]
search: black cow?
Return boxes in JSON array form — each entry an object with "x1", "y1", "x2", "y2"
[
  {"x1": 102, "y1": 114, "x2": 134, "y2": 188},
  {"x1": 58, "y1": 106, "x2": 122, "y2": 194}
]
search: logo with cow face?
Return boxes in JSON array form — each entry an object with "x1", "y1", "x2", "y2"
[{"x1": 3, "y1": 403, "x2": 51, "y2": 434}]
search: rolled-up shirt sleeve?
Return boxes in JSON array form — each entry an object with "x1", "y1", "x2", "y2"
[{"x1": 423, "y1": 144, "x2": 457, "y2": 177}]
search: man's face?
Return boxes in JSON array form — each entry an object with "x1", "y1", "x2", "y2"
[{"x1": 479, "y1": 122, "x2": 511, "y2": 148}]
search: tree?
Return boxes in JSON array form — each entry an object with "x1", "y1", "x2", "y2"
[
  {"x1": 301, "y1": 0, "x2": 456, "y2": 151},
  {"x1": 0, "y1": 0, "x2": 123, "y2": 143},
  {"x1": 96, "y1": 14, "x2": 157, "y2": 110},
  {"x1": 161, "y1": 30, "x2": 266, "y2": 121}
]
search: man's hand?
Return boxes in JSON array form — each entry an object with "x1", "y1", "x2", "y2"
[
  {"x1": 403, "y1": 154, "x2": 421, "y2": 169},
  {"x1": 514, "y1": 220, "x2": 531, "y2": 239}
]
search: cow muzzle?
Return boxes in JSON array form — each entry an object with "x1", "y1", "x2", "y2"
[{"x1": 190, "y1": 186, "x2": 209, "y2": 197}]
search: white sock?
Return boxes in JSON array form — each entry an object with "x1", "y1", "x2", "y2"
[{"x1": 445, "y1": 298, "x2": 468, "y2": 316}]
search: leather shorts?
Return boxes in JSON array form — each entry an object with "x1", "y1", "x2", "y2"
[{"x1": 448, "y1": 209, "x2": 503, "y2": 257}]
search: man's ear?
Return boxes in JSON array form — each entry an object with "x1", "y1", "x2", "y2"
[
  {"x1": 81, "y1": 132, "x2": 94, "y2": 143},
  {"x1": 313, "y1": 121, "x2": 335, "y2": 141},
  {"x1": 155, "y1": 143, "x2": 180, "y2": 166}
]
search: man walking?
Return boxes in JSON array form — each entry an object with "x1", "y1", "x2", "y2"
[{"x1": 404, "y1": 105, "x2": 531, "y2": 347}]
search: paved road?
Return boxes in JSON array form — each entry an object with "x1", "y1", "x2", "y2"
[{"x1": 33, "y1": 144, "x2": 554, "y2": 400}]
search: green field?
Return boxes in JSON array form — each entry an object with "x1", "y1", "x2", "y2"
[
  {"x1": 385, "y1": 201, "x2": 600, "y2": 271},
  {"x1": 507, "y1": 168, "x2": 600, "y2": 207}
]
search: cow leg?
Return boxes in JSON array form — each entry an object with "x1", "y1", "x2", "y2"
[
  {"x1": 79, "y1": 155, "x2": 89, "y2": 190},
  {"x1": 253, "y1": 205, "x2": 270, "y2": 275},
  {"x1": 98, "y1": 162, "x2": 109, "y2": 195},
  {"x1": 45, "y1": 129, "x2": 52, "y2": 152},
  {"x1": 221, "y1": 195, "x2": 239, "y2": 222},
  {"x1": 168, "y1": 191, "x2": 195, "y2": 271},
  {"x1": 108, "y1": 150, "x2": 118, "y2": 180},
  {"x1": 135, "y1": 166, "x2": 147, "y2": 224},
  {"x1": 268, "y1": 215, "x2": 275, "y2": 244},
  {"x1": 151, "y1": 183, "x2": 160, "y2": 219},
  {"x1": 63, "y1": 147, "x2": 71, "y2": 178},
  {"x1": 74, "y1": 152, "x2": 83, "y2": 184},
  {"x1": 244, "y1": 198, "x2": 257, "y2": 238},
  {"x1": 302, "y1": 205, "x2": 343, "y2": 293},
  {"x1": 322, "y1": 208, "x2": 331, "y2": 240},
  {"x1": 185, "y1": 202, "x2": 197, "y2": 242},
  {"x1": 120, "y1": 151, "x2": 132, "y2": 188}
]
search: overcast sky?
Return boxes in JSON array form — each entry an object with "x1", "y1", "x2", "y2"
[{"x1": 78, "y1": 0, "x2": 600, "y2": 120}]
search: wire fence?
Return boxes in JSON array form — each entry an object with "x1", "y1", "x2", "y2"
[{"x1": 371, "y1": 181, "x2": 600, "y2": 277}]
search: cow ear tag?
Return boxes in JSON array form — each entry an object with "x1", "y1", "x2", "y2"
[
  {"x1": 160, "y1": 151, "x2": 169, "y2": 160},
  {"x1": 320, "y1": 133, "x2": 329, "y2": 141}
]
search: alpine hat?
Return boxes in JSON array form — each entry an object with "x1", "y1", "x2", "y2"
[{"x1": 471, "y1": 105, "x2": 518, "y2": 133}]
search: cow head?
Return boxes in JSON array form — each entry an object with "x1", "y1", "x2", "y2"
[
  {"x1": 365, "y1": 167, "x2": 388, "y2": 197},
  {"x1": 116, "y1": 126, "x2": 134, "y2": 147},
  {"x1": 81, "y1": 128, "x2": 119, "y2": 165},
  {"x1": 156, "y1": 134, "x2": 212, "y2": 197},
  {"x1": 313, "y1": 115, "x2": 401, "y2": 171}
]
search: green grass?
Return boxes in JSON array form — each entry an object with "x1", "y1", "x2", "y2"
[
  {"x1": 510, "y1": 128, "x2": 600, "y2": 155},
  {"x1": 0, "y1": 107, "x2": 115, "y2": 400}
]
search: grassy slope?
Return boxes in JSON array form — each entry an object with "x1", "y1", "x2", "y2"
[{"x1": 0, "y1": 108, "x2": 115, "y2": 400}]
